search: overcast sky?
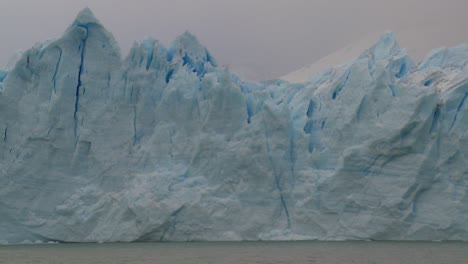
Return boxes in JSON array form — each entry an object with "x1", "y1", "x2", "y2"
[{"x1": 1, "y1": 0, "x2": 468, "y2": 80}]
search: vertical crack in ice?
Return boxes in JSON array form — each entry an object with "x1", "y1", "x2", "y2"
[
  {"x1": 303, "y1": 120, "x2": 313, "y2": 134},
  {"x1": 304, "y1": 121, "x2": 314, "y2": 153},
  {"x1": 262, "y1": 111, "x2": 291, "y2": 228},
  {"x1": 123, "y1": 75, "x2": 128, "y2": 98},
  {"x1": 289, "y1": 121, "x2": 296, "y2": 183},
  {"x1": 429, "y1": 104, "x2": 441, "y2": 134},
  {"x1": 47, "y1": 127, "x2": 53, "y2": 137},
  {"x1": 51, "y1": 47, "x2": 63, "y2": 100},
  {"x1": 107, "y1": 74, "x2": 111, "y2": 89},
  {"x1": 133, "y1": 105, "x2": 138, "y2": 145},
  {"x1": 74, "y1": 26, "x2": 88, "y2": 138},
  {"x1": 306, "y1": 100, "x2": 315, "y2": 118},
  {"x1": 304, "y1": 100, "x2": 320, "y2": 153},
  {"x1": 146, "y1": 47, "x2": 154, "y2": 71},
  {"x1": 395, "y1": 62, "x2": 408, "y2": 78},
  {"x1": 3, "y1": 127, "x2": 7, "y2": 142},
  {"x1": 399, "y1": 173, "x2": 431, "y2": 215},
  {"x1": 449, "y1": 92, "x2": 467, "y2": 130},
  {"x1": 169, "y1": 130, "x2": 174, "y2": 158},
  {"x1": 246, "y1": 97, "x2": 253, "y2": 124},
  {"x1": 356, "y1": 96, "x2": 366, "y2": 122},
  {"x1": 332, "y1": 70, "x2": 351, "y2": 100},
  {"x1": 159, "y1": 205, "x2": 185, "y2": 241},
  {"x1": 165, "y1": 69, "x2": 175, "y2": 84},
  {"x1": 363, "y1": 155, "x2": 381, "y2": 175}
]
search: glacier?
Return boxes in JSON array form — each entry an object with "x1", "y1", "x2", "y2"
[{"x1": 0, "y1": 8, "x2": 467, "y2": 244}]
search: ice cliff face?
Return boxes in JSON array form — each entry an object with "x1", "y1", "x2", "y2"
[{"x1": 0, "y1": 9, "x2": 467, "y2": 243}]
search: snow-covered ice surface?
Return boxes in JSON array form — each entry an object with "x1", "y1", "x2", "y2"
[
  {"x1": 0, "y1": 9, "x2": 467, "y2": 243},
  {"x1": 280, "y1": 33, "x2": 382, "y2": 83},
  {"x1": 280, "y1": 28, "x2": 468, "y2": 84}
]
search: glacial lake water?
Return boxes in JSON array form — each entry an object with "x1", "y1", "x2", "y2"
[{"x1": 0, "y1": 241, "x2": 467, "y2": 264}]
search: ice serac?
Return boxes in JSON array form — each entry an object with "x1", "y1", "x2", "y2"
[{"x1": 0, "y1": 10, "x2": 467, "y2": 244}]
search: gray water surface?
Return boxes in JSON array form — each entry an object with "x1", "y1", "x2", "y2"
[{"x1": 0, "y1": 241, "x2": 467, "y2": 264}]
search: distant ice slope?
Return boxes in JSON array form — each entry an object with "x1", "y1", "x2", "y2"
[
  {"x1": 281, "y1": 28, "x2": 468, "y2": 83},
  {"x1": 0, "y1": 9, "x2": 467, "y2": 244},
  {"x1": 281, "y1": 33, "x2": 383, "y2": 83}
]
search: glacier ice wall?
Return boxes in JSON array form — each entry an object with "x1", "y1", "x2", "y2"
[{"x1": 0, "y1": 9, "x2": 467, "y2": 243}]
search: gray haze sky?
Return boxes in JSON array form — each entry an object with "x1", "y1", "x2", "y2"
[{"x1": 1, "y1": 0, "x2": 468, "y2": 80}]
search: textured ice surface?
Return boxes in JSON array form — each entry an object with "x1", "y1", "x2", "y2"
[{"x1": 0, "y1": 9, "x2": 467, "y2": 243}]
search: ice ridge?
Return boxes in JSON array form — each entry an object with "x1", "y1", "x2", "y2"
[{"x1": 0, "y1": 9, "x2": 467, "y2": 243}]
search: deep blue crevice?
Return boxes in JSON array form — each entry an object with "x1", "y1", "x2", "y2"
[
  {"x1": 262, "y1": 113, "x2": 291, "y2": 228},
  {"x1": 289, "y1": 124, "x2": 296, "y2": 181},
  {"x1": 3, "y1": 127, "x2": 7, "y2": 142},
  {"x1": 429, "y1": 104, "x2": 441, "y2": 134},
  {"x1": 182, "y1": 53, "x2": 205, "y2": 77},
  {"x1": 246, "y1": 98, "x2": 253, "y2": 124},
  {"x1": 182, "y1": 54, "x2": 191, "y2": 66},
  {"x1": 166, "y1": 48, "x2": 175, "y2": 62},
  {"x1": 146, "y1": 47, "x2": 154, "y2": 71},
  {"x1": 133, "y1": 105, "x2": 138, "y2": 145},
  {"x1": 449, "y1": 92, "x2": 468, "y2": 130},
  {"x1": 305, "y1": 118, "x2": 323, "y2": 153},
  {"x1": 274, "y1": 172, "x2": 291, "y2": 228},
  {"x1": 303, "y1": 120, "x2": 313, "y2": 134},
  {"x1": 165, "y1": 69, "x2": 175, "y2": 84},
  {"x1": 356, "y1": 96, "x2": 366, "y2": 122},
  {"x1": 278, "y1": 191, "x2": 290, "y2": 226},
  {"x1": 332, "y1": 70, "x2": 351, "y2": 100},
  {"x1": 399, "y1": 122, "x2": 417, "y2": 143},
  {"x1": 398, "y1": 184, "x2": 419, "y2": 211},
  {"x1": 424, "y1": 79, "x2": 434, "y2": 87},
  {"x1": 395, "y1": 62, "x2": 407, "y2": 78},
  {"x1": 74, "y1": 25, "x2": 88, "y2": 138},
  {"x1": 363, "y1": 155, "x2": 381, "y2": 175},
  {"x1": 332, "y1": 91, "x2": 338, "y2": 100},
  {"x1": 51, "y1": 48, "x2": 63, "y2": 95},
  {"x1": 306, "y1": 100, "x2": 315, "y2": 117},
  {"x1": 107, "y1": 74, "x2": 111, "y2": 89},
  {"x1": 157, "y1": 205, "x2": 185, "y2": 241},
  {"x1": 367, "y1": 59, "x2": 375, "y2": 80}
]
